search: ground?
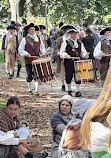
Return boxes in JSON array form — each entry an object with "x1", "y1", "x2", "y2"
[{"x1": 0, "y1": 62, "x2": 102, "y2": 157}]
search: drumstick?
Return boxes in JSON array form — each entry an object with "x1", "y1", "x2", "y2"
[
  {"x1": 30, "y1": 56, "x2": 39, "y2": 58},
  {"x1": 70, "y1": 57, "x2": 80, "y2": 60}
]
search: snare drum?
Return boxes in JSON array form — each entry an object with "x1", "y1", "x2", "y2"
[
  {"x1": 32, "y1": 57, "x2": 55, "y2": 83},
  {"x1": 74, "y1": 59, "x2": 94, "y2": 82}
]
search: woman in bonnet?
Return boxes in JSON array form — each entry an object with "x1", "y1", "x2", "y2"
[
  {"x1": 50, "y1": 95, "x2": 74, "y2": 158},
  {"x1": 59, "y1": 98, "x2": 92, "y2": 158}
]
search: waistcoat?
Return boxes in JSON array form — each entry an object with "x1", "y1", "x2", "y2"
[{"x1": 25, "y1": 36, "x2": 40, "y2": 64}]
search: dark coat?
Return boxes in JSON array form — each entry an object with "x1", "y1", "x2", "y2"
[{"x1": 82, "y1": 35, "x2": 94, "y2": 60}]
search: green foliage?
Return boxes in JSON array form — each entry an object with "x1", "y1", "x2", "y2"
[
  {"x1": 0, "y1": 0, "x2": 10, "y2": 27},
  {"x1": 0, "y1": 98, "x2": 6, "y2": 108},
  {"x1": 0, "y1": 0, "x2": 111, "y2": 28},
  {"x1": 0, "y1": 40, "x2": 4, "y2": 63},
  {"x1": 46, "y1": 0, "x2": 111, "y2": 25}
]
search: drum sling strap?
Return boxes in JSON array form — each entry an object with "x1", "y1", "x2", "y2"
[
  {"x1": 67, "y1": 39, "x2": 79, "y2": 57},
  {"x1": 26, "y1": 36, "x2": 40, "y2": 57}
]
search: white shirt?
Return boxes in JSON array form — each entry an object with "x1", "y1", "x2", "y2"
[
  {"x1": 89, "y1": 122, "x2": 110, "y2": 153},
  {"x1": 94, "y1": 41, "x2": 102, "y2": 60},
  {"x1": 60, "y1": 38, "x2": 87, "y2": 59},
  {"x1": 18, "y1": 36, "x2": 46, "y2": 57},
  {"x1": 0, "y1": 130, "x2": 19, "y2": 145}
]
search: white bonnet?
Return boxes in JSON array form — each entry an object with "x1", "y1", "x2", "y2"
[
  {"x1": 59, "y1": 95, "x2": 74, "y2": 106},
  {"x1": 71, "y1": 98, "x2": 93, "y2": 117}
]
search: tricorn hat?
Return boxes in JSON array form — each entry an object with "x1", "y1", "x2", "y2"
[
  {"x1": 22, "y1": 19, "x2": 27, "y2": 24},
  {"x1": 24, "y1": 23, "x2": 36, "y2": 30},
  {"x1": 10, "y1": 21, "x2": 16, "y2": 26},
  {"x1": 7, "y1": 25, "x2": 16, "y2": 30},
  {"x1": 60, "y1": 24, "x2": 76, "y2": 30},
  {"x1": 39, "y1": 25, "x2": 46, "y2": 30},
  {"x1": 100, "y1": 27, "x2": 111, "y2": 35},
  {"x1": 67, "y1": 28, "x2": 79, "y2": 33},
  {"x1": 35, "y1": 25, "x2": 40, "y2": 31}
]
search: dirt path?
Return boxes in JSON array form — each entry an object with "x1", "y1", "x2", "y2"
[{"x1": 0, "y1": 63, "x2": 102, "y2": 157}]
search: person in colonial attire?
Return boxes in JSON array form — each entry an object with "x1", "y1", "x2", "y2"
[
  {"x1": 94, "y1": 27, "x2": 111, "y2": 86},
  {"x1": 15, "y1": 23, "x2": 23, "y2": 78},
  {"x1": 18, "y1": 23, "x2": 46, "y2": 96},
  {"x1": 60, "y1": 29, "x2": 89, "y2": 97},
  {"x1": 2, "y1": 25, "x2": 18, "y2": 79},
  {"x1": 39, "y1": 24, "x2": 51, "y2": 53},
  {"x1": 59, "y1": 98, "x2": 92, "y2": 158},
  {"x1": 0, "y1": 96, "x2": 48, "y2": 158},
  {"x1": 55, "y1": 24, "x2": 76, "y2": 91},
  {"x1": 50, "y1": 95, "x2": 74, "y2": 158}
]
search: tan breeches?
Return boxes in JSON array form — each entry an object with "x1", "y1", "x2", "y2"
[
  {"x1": 59, "y1": 61, "x2": 65, "y2": 80},
  {"x1": 5, "y1": 52, "x2": 15, "y2": 74}
]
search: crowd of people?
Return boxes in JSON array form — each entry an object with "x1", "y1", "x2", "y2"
[
  {"x1": 0, "y1": 65, "x2": 111, "y2": 158},
  {"x1": 1, "y1": 20, "x2": 111, "y2": 97},
  {"x1": 0, "y1": 19, "x2": 111, "y2": 158}
]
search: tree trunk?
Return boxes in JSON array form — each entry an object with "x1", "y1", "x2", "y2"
[
  {"x1": 9, "y1": 0, "x2": 20, "y2": 22},
  {"x1": 19, "y1": 0, "x2": 25, "y2": 17}
]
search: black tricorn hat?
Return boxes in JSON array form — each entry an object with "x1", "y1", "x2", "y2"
[
  {"x1": 10, "y1": 21, "x2": 16, "y2": 26},
  {"x1": 67, "y1": 28, "x2": 79, "y2": 33},
  {"x1": 22, "y1": 19, "x2": 27, "y2": 24},
  {"x1": 35, "y1": 25, "x2": 40, "y2": 31},
  {"x1": 24, "y1": 23, "x2": 36, "y2": 30},
  {"x1": 60, "y1": 24, "x2": 76, "y2": 30},
  {"x1": 100, "y1": 27, "x2": 111, "y2": 35},
  {"x1": 7, "y1": 25, "x2": 16, "y2": 30},
  {"x1": 39, "y1": 25, "x2": 46, "y2": 30}
]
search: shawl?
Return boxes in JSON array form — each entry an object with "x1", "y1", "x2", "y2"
[
  {"x1": 50, "y1": 111, "x2": 71, "y2": 129},
  {"x1": 50, "y1": 111, "x2": 72, "y2": 141},
  {"x1": 0, "y1": 108, "x2": 20, "y2": 132}
]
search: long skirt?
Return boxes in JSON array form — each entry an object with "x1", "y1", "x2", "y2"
[{"x1": 59, "y1": 148, "x2": 92, "y2": 158}]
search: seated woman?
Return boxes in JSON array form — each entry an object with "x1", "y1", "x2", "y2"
[
  {"x1": 0, "y1": 96, "x2": 48, "y2": 158},
  {"x1": 59, "y1": 98, "x2": 92, "y2": 158},
  {"x1": 80, "y1": 65, "x2": 111, "y2": 158},
  {"x1": 50, "y1": 95, "x2": 74, "y2": 158}
]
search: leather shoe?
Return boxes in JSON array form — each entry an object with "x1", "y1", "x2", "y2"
[
  {"x1": 61, "y1": 85, "x2": 65, "y2": 91},
  {"x1": 68, "y1": 91, "x2": 72, "y2": 96},
  {"x1": 35, "y1": 92, "x2": 39, "y2": 96},
  {"x1": 7, "y1": 73, "x2": 12, "y2": 79},
  {"x1": 27, "y1": 91, "x2": 33, "y2": 95},
  {"x1": 75, "y1": 91, "x2": 82, "y2": 97}
]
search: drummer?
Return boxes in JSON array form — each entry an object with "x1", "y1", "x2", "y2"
[
  {"x1": 60, "y1": 29, "x2": 89, "y2": 97},
  {"x1": 18, "y1": 23, "x2": 46, "y2": 96}
]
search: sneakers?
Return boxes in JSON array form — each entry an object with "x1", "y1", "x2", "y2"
[
  {"x1": 61, "y1": 85, "x2": 65, "y2": 91},
  {"x1": 68, "y1": 91, "x2": 72, "y2": 96},
  {"x1": 75, "y1": 91, "x2": 82, "y2": 97},
  {"x1": 33, "y1": 151, "x2": 48, "y2": 158}
]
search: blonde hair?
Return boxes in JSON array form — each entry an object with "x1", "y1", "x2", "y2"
[
  {"x1": 107, "y1": 112, "x2": 111, "y2": 151},
  {"x1": 80, "y1": 66, "x2": 111, "y2": 149}
]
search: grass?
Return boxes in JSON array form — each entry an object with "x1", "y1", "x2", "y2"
[
  {"x1": 0, "y1": 40, "x2": 4, "y2": 63},
  {"x1": 0, "y1": 98, "x2": 6, "y2": 108}
]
